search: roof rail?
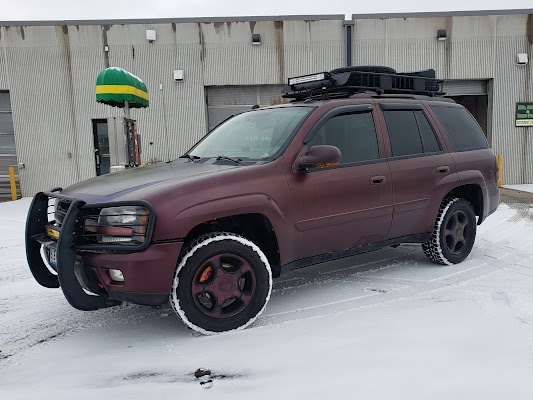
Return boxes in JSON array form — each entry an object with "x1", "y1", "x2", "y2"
[{"x1": 282, "y1": 67, "x2": 445, "y2": 101}]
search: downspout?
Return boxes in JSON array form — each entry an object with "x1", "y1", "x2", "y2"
[{"x1": 344, "y1": 20, "x2": 354, "y2": 67}]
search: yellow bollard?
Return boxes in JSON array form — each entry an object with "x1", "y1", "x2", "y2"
[
  {"x1": 497, "y1": 154, "x2": 503, "y2": 189},
  {"x1": 9, "y1": 166, "x2": 17, "y2": 201}
]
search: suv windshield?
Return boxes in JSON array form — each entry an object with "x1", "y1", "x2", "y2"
[{"x1": 188, "y1": 107, "x2": 313, "y2": 161}]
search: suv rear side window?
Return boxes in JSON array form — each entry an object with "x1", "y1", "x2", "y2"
[
  {"x1": 307, "y1": 112, "x2": 379, "y2": 164},
  {"x1": 431, "y1": 106, "x2": 488, "y2": 151}
]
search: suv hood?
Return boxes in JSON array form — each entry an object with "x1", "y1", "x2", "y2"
[{"x1": 61, "y1": 160, "x2": 237, "y2": 203}]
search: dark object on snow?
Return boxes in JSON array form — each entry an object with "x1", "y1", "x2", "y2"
[{"x1": 194, "y1": 368, "x2": 213, "y2": 388}]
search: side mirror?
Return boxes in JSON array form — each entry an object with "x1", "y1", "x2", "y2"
[{"x1": 295, "y1": 145, "x2": 341, "y2": 170}]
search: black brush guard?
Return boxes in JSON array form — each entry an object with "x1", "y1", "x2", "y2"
[{"x1": 25, "y1": 191, "x2": 119, "y2": 311}]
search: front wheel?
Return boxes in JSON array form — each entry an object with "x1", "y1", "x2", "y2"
[
  {"x1": 422, "y1": 198, "x2": 477, "y2": 265},
  {"x1": 170, "y1": 232, "x2": 272, "y2": 334}
]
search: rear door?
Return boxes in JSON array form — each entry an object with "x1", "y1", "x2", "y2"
[
  {"x1": 287, "y1": 105, "x2": 393, "y2": 260},
  {"x1": 379, "y1": 103, "x2": 455, "y2": 239}
]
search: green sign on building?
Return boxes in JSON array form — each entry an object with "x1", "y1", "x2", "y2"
[{"x1": 516, "y1": 102, "x2": 533, "y2": 126}]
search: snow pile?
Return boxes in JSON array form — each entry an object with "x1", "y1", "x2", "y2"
[{"x1": 1, "y1": 198, "x2": 533, "y2": 399}]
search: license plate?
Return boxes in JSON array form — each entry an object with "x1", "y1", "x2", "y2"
[
  {"x1": 46, "y1": 226, "x2": 60, "y2": 239},
  {"x1": 48, "y1": 246, "x2": 57, "y2": 266}
]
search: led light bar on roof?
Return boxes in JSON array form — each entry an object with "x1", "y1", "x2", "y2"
[{"x1": 288, "y1": 73, "x2": 326, "y2": 86}]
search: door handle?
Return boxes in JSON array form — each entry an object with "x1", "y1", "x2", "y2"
[
  {"x1": 437, "y1": 166, "x2": 449, "y2": 174},
  {"x1": 370, "y1": 176, "x2": 386, "y2": 185}
]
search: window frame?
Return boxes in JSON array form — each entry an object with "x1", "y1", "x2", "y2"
[{"x1": 379, "y1": 103, "x2": 445, "y2": 161}]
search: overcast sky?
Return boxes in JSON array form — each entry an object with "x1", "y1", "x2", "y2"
[{"x1": 0, "y1": 0, "x2": 531, "y2": 21}]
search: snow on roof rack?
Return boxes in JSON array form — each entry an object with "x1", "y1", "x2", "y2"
[{"x1": 282, "y1": 66, "x2": 445, "y2": 101}]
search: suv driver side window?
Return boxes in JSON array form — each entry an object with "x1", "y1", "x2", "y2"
[{"x1": 307, "y1": 112, "x2": 379, "y2": 164}]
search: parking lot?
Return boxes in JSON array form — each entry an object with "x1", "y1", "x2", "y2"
[{"x1": 1, "y1": 195, "x2": 533, "y2": 399}]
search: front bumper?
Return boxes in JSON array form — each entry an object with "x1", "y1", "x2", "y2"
[
  {"x1": 25, "y1": 191, "x2": 182, "y2": 310},
  {"x1": 80, "y1": 241, "x2": 182, "y2": 305}
]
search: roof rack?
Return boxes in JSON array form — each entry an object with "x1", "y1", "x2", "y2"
[{"x1": 282, "y1": 67, "x2": 445, "y2": 101}]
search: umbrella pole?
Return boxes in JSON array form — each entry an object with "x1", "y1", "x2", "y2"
[{"x1": 124, "y1": 100, "x2": 131, "y2": 120}]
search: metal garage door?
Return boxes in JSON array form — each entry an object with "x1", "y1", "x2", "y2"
[
  {"x1": 206, "y1": 85, "x2": 286, "y2": 131},
  {"x1": 443, "y1": 80, "x2": 488, "y2": 96},
  {"x1": 0, "y1": 92, "x2": 19, "y2": 199}
]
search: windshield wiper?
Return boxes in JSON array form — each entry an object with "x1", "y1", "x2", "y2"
[
  {"x1": 216, "y1": 155, "x2": 244, "y2": 165},
  {"x1": 179, "y1": 154, "x2": 200, "y2": 163}
]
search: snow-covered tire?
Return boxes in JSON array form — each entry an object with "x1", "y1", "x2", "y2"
[
  {"x1": 170, "y1": 232, "x2": 272, "y2": 335},
  {"x1": 422, "y1": 198, "x2": 477, "y2": 265}
]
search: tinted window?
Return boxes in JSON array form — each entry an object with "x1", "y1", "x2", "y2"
[
  {"x1": 431, "y1": 106, "x2": 488, "y2": 151},
  {"x1": 383, "y1": 110, "x2": 423, "y2": 157},
  {"x1": 307, "y1": 112, "x2": 379, "y2": 164},
  {"x1": 414, "y1": 110, "x2": 440, "y2": 153}
]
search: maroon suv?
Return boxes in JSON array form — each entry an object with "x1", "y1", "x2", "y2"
[{"x1": 25, "y1": 67, "x2": 499, "y2": 334}]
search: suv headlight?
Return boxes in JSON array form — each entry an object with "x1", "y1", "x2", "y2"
[{"x1": 95, "y1": 206, "x2": 150, "y2": 244}]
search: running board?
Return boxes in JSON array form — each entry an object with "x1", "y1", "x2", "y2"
[{"x1": 281, "y1": 233, "x2": 431, "y2": 274}]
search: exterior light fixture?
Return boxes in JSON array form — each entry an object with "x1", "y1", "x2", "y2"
[
  {"x1": 517, "y1": 53, "x2": 528, "y2": 65},
  {"x1": 437, "y1": 29, "x2": 447, "y2": 41},
  {"x1": 252, "y1": 33, "x2": 261, "y2": 45},
  {"x1": 146, "y1": 29, "x2": 157, "y2": 42},
  {"x1": 173, "y1": 69, "x2": 184, "y2": 81}
]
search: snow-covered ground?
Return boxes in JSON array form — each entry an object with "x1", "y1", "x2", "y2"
[
  {"x1": 1, "y1": 198, "x2": 533, "y2": 399},
  {"x1": 504, "y1": 184, "x2": 533, "y2": 194}
]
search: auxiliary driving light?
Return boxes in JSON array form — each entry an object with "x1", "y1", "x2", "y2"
[{"x1": 109, "y1": 269, "x2": 125, "y2": 282}]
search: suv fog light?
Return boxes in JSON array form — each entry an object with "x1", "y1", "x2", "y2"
[{"x1": 109, "y1": 269, "x2": 124, "y2": 282}]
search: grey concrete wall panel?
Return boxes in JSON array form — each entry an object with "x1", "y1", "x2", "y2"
[
  {"x1": 201, "y1": 19, "x2": 344, "y2": 87},
  {"x1": 202, "y1": 21, "x2": 283, "y2": 86},
  {"x1": 283, "y1": 20, "x2": 344, "y2": 79},
  {"x1": 352, "y1": 13, "x2": 533, "y2": 184},
  {"x1": 63, "y1": 25, "x2": 112, "y2": 184},
  {"x1": 2, "y1": 25, "x2": 81, "y2": 196},
  {"x1": 0, "y1": 28, "x2": 9, "y2": 90},
  {"x1": 491, "y1": 35, "x2": 531, "y2": 185}
]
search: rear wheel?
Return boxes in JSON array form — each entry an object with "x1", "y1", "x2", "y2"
[
  {"x1": 423, "y1": 198, "x2": 477, "y2": 265},
  {"x1": 170, "y1": 232, "x2": 272, "y2": 334}
]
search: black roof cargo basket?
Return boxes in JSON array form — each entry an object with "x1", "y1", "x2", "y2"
[{"x1": 282, "y1": 66, "x2": 444, "y2": 101}]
